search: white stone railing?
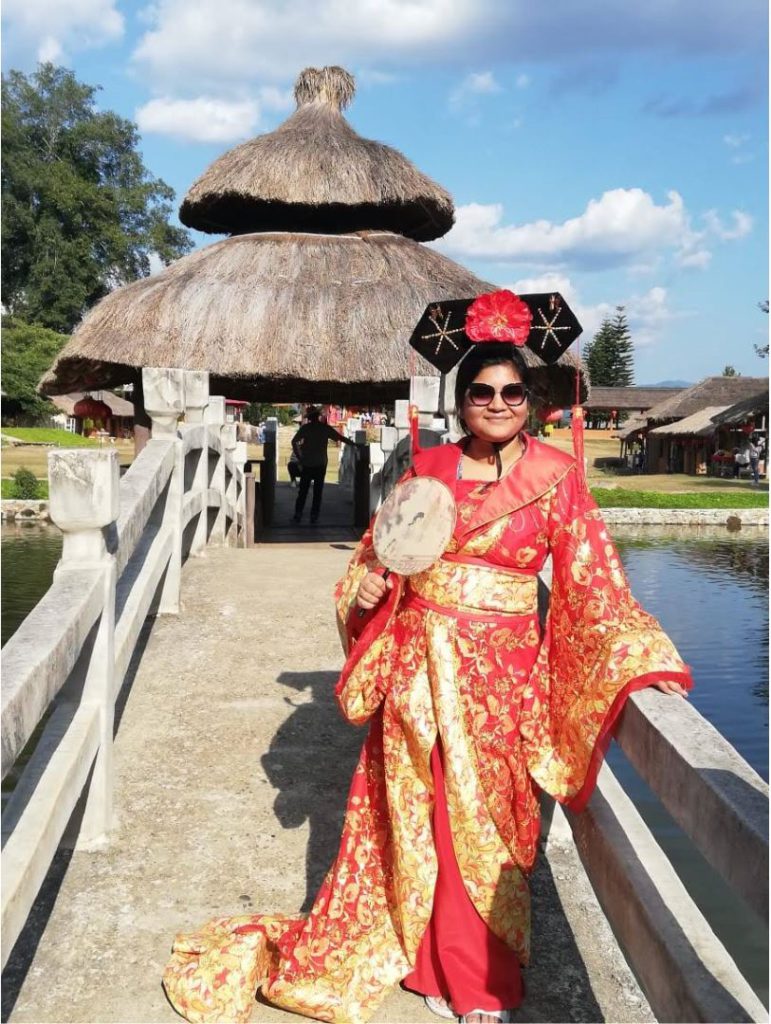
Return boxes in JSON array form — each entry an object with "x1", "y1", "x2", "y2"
[{"x1": 0, "y1": 367, "x2": 247, "y2": 968}]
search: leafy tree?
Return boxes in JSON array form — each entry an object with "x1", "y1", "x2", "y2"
[
  {"x1": 244, "y1": 403, "x2": 297, "y2": 426},
  {"x1": 1, "y1": 316, "x2": 67, "y2": 422},
  {"x1": 722, "y1": 365, "x2": 740, "y2": 376},
  {"x1": 755, "y1": 300, "x2": 769, "y2": 358},
  {"x1": 2, "y1": 63, "x2": 192, "y2": 333}
]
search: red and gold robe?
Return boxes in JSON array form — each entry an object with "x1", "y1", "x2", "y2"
[{"x1": 163, "y1": 437, "x2": 691, "y2": 1023}]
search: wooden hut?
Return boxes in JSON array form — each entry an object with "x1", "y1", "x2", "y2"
[
  {"x1": 585, "y1": 386, "x2": 684, "y2": 430},
  {"x1": 643, "y1": 376, "x2": 768, "y2": 474},
  {"x1": 50, "y1": 389, "x2": 134, "y2": 439},
  {"x1": 40, "y1": 66, "x2": 586, "y2": 417}
]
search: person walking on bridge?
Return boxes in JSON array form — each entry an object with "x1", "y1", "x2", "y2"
[
  {"x1": 164, "y1": 291, "x2": 691, "y2": 1024},
  {"x1": 291, "y1": 406, "x2": 359, "y2": 524}
]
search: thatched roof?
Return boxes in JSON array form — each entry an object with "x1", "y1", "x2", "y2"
[
  {"x1": 41, "y1": 231, "x2": 587, "y2": 408},
  {"x1": 710, "y1": 391, "x2": 769, "y2": 427},
  {"x1": 51, "y1": 390, "x2": 134, "y2": 417},
  {"x1": 614, "y1": 414, "x2": 648, "y2": 440},
  {"x1": 644, "y1": 376, "x2": 769, "y2": 423},
  {"x1": 649, "y1": 406, "x2": 729, "y2": 438},
  {"x1": 586, "y1": 386, "x2": 684, "y2": 411},
  {"x1": 179, "y1": 67, "x2": 454, "y2": 242}
]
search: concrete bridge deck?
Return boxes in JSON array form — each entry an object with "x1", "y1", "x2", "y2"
[{"x1": 3, "y1": 493, "x2": 652, "y2": 1023}]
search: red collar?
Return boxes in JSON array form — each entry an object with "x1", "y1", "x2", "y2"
[{"x1": 413, "y1": 435, "x2": 575, "y2": 540}]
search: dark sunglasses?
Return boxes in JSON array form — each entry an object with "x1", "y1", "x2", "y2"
[{"x1": 466, "y1": 382, "x2": 529, "y2": 408}]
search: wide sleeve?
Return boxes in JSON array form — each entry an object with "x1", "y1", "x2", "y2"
[
  {"x1": 331, "y1": 470, "x2": 413, "y2": 725},
  {"x1": 520, "y1": 464, "x2": 693, "y2": 811}
]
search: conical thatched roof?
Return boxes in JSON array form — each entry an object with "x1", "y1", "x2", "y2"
[
  {"x1": 41, "y1": 231, "x2": 587, "y2": 407},
  {"x1": 179, "y1": 66, "x2": 454, "y2": 241}
]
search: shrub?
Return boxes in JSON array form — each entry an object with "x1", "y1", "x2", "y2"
[{"x1": 10, "y1": 467, "x2": 42, "y2": 499}]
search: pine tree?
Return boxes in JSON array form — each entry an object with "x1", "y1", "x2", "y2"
[
  {"x1": 585, "y1": 318, "x2": 614, "y2": 386},
  {"x1": 607, "y1": 306, "x2": 634, "y2": 386}
]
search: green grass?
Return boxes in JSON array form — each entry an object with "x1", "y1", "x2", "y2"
[
  {"x1": 592, "y1": 488, "x2": 768, "y2": 509},
  {"x1": 1, "y1": 428, "x2": 101, "y2": 447},
  {"x1": 1, "y1": 478, "x2": 49, "y2": 499}
]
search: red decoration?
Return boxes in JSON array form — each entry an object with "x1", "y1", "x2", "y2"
[
  {"x1": 537, "y1": 407, "x2": 564, "y2": 424},
  {"x1": 73, "y1": 396, "x2": 112, "y2": 421},
  {"x1": 741, "y1": 422, "x2": 755, "y2": 435},
  {"x1": 465, "y1": 290, "x2": 532, "y2": 345}
]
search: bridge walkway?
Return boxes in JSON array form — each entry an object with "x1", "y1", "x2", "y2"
[{"x1": 4, "y1": 532, "x2": 651, "y2": 1023}]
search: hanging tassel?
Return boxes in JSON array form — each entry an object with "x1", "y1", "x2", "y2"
[
  {"x1": 571, "y1": 339, "x2": 588, "y2": 490},
  {"x1": 409, "y1": 403, "x2": 421, "y2": 456}
]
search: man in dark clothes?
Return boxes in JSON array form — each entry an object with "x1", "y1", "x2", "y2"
[{"x1": 292, "y1": 407, "x2": 359, "y2": 523}]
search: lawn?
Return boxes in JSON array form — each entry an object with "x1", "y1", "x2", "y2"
[
  {"x1": 1, "y1": 428, "x2": 102, "y2": 447},
  {"x1": 2, "y1": 437, "x2": 135, "y2": 479},
  {"x1": 592, "y1": 488, "x2": 768, "y2": 509}
]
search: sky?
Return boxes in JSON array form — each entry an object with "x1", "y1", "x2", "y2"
[{"x1": 2, "y1": 0, "x2": 769, "y2": 385}]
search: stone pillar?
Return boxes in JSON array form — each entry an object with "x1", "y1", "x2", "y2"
[
  {"x1": 221, "y1": 423, "x2": 238, "y2": 546},
  {"x1": 48, "y1": 449, "x2": 119, "y2": 848},
  {"x1": 142, "y1": 368, "x2": 185, "y2": 612},
  {"x1": 353, "y1": 430, "x2": 370, "y2": 528},
  {"x1": 132, "y1": 371, "x2": 152, "y2": 457},
  {"x1": 184, "y1": 371, "x2": 210, "y2": 557},
  {"x1": 233, "y1": 440, "x2": 248, "y2": 546},
  {"x1": 261, "y1": 418, "x2": 278, "y2": 527},
  {"x1": 205, "y1": 397, "x2": 227, "y2": 544}
]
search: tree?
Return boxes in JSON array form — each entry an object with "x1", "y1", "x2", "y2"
[
  {"x1": 1, "y1": 316, "x2": 67, "y2": 422},
  {"x1": 2, "y1": 64, "x2": 192, "y2": 333},
  {"x1": 755, "y1": 300, "x2": 769, "y2": 358},
  {"x1": 722, "y1": 365, "x2": 739, "y2": 376},
  {"x1": 584, "y1": 306, "x2": 634, "y2": 387}
]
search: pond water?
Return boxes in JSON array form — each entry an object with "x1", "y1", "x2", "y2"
[{"x1": 1, "y1": 521, "x2": 768, "y2": 1003}]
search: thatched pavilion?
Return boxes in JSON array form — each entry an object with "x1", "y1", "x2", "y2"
[{"x1": 41, "y1": 66, "x2": 585, "y2": 415}]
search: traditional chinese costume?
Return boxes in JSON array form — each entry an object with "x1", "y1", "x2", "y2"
[{"x1": 163, "y1": 436, "x2": 691, "y2": 1024}]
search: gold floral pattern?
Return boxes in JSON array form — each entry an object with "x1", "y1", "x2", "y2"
[{"x1": 164, "y1": 439, "x2": 691, "y2": 1024}]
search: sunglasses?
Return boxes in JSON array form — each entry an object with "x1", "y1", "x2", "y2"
[{"x1": 466, "y1": 382, "x2": 529, "y2": 408}]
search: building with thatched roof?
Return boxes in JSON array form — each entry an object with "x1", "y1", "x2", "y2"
[
  {"x1": 41, "y1": 65, "x2": 585, "y2": 415},
  {"x1": 50, "y1": 389, "x2": 134, "y2": 438},
  {"x1": 586, "y1": 386, "x2": 684, "y2": 415},
  {"x1": 639, "y1": 376, "x2": 768, "y2": 475}
]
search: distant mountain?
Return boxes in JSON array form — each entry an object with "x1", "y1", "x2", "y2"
[{"x1": 639, "y1": 380, "x2": 693, "y2": 388}]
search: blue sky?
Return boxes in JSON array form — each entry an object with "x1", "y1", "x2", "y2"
[{"x1": 3, "y1": 0, "x2": 768, "y2": 384}]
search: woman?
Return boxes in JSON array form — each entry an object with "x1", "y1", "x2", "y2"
[{"x1": 164, "y1": 310, "x2": 691, "y2": 1024}]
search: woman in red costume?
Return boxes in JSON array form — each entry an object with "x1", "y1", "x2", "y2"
[{"x1": 164, "y1": 292, "x2": 691, "y2": 1024}]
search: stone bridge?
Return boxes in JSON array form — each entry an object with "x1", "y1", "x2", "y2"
[{"x1": 1, "y1": 369, "x2": 767, "y2": 1024}]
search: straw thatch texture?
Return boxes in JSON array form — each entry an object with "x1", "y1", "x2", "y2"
[
  {"x1": 644, "y1": 376, "x2": 768, "y2": 423},
  {"x1": 40, "y1": 231, "x2": 587, "y2": 407},
  {"x1": 180, "y1": 67, "x2": 454, "y2": 241},
  {"x1": 710, "y1": 391, "x2": 769, "y2": 427},
  {"x1": 649, "y1": 406, "x2": 729, "y2": 437},
  {"x1": 585, "y1": 386, "x2": 684, "y2": 411}
]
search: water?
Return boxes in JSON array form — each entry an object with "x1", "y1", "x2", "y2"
[
  {"x1": 1, "y1": 522, "x2": 768, "y2": 1002},
  {"x1": 2, "y1": 522, "x2": 63, "y2": 646},
  {"x1": 611, "y1": 524, "x2": 769, "y2": 1005}
]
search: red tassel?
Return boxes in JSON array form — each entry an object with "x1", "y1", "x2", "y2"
[
  {"x1": 409, "y1": 403, "x2": 421, "y2": 456},
  {"x1": 571, "y1": 404, "x2": 587, "y2": 488}
]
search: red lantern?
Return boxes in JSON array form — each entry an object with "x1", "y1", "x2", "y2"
[
  {"x1": 537, "y1": 407, "x2": 564, "y2": 424},
  {"x1": 73, "y1": 396, "x2": 112, "y2": 422},
  {"x1": 741, "y1": 422, "x2": 755, "y2": 435}
]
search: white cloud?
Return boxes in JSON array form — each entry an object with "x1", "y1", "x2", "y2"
[
  {"x1": 723, "y1": 132, "x2": 750, "y2": 147},
  {"x1": 129, "y1": 0, "x2": 765, "y2": 94},
  {"x1": 136, "y1": 96, "x2": 260, "y2": 143},
  {"x1": 2, "y1": 0, "x2": 123, "y2": 61},
  {"x1": 515, "y1": 73, "x2": 530, "y2": 88},
  {"x1": 449, "y1": 70, "x2": 503, "y2": 114},
  {"x1": 437, "y1": 189, "x2": 705, "y2": 271},
  {"x1": 703, "y1": 209, "x2": 753, "y2": 240}
]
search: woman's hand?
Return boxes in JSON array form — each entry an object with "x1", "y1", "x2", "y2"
[
  {"x1": 651, "y1": 678, "x2": 689, "y2": 698},
  {"x1": 356, "y1": 571, "x2": 392, "y2": 610}
]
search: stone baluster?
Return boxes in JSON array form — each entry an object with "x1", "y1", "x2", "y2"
[
  {"x1": 205, "y1": 397, "x2": 227, "y2": 544},
  {"x1": 233, "y1": 440, "x2": 248, "y2": 546},
  {"x1": 222, "y1": 422, "x2": 238, "y2": 546},
  {"x1": 410, "y1": 375, "x2": 445, "y2": 449},
  {"x1": 48, "y1": 449, "x2": 119, "y2": 848},
  {"x1": 143, "y1": 368, "x2": 185, "y2": 612},
  {"x1": 183, "y1": 371, "x2": 210, "y2": 556}
]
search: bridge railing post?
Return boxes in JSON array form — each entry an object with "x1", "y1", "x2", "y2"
[
  {"x1": 143, "y1": 368, "x2": 185, "y2": 613},
  {"x1": 48, "y1": 448, "x2": 120, "y2": 848},
  {"x1": 205, "y1": 397, "x2": 227, "y2": 545},
  {"x1": 221, "y1": 423, "x2": 238, "y2": 545},
  {"x1": 234, "y1": 440, "x2": 248, "y2": 546},
  {"x1": 183, "y1": 371, "x2": 210, "y2": 557}
]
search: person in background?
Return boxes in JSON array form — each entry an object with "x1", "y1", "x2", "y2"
[
  {"x1": 747, "y1": 436, "x2": 761, "y2": 486},
  {"x1": 291, "y1": 406, "x2": 359, "y2": 524},
  {"x1": 734, "y1": 446, "x2": 748, "y2": 479}
]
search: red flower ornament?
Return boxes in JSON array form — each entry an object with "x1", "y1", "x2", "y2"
[{"x1": 465, "y1": 290, "x2": 532, "y2": 345}]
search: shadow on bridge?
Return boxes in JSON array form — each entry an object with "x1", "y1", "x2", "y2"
[{"x1": 261, "y1": 481, "x2": 364, "y2": 545}]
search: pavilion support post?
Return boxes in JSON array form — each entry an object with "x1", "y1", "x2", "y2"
[
  {"x1": 143, "y1": 367, "x2": 185, "y2": 614},
  {"x1": 206, "y1": 397, "x2": 227, "y2": 545},
  {"x1": 353, "y1": 429, "x2": 370, "y2": 528},
  {"x1": 261, "y1": 418, "x2": 278, "y2": 528},
  {"x1": 132, "y1": 372, "x2": 152, "y2": 457},
  {"x1": 48, "y1": 448, "x2": 119, "y2": 849},
  {"x1": 183, "y1": 371, "x2": 210, "y2": 557}
]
